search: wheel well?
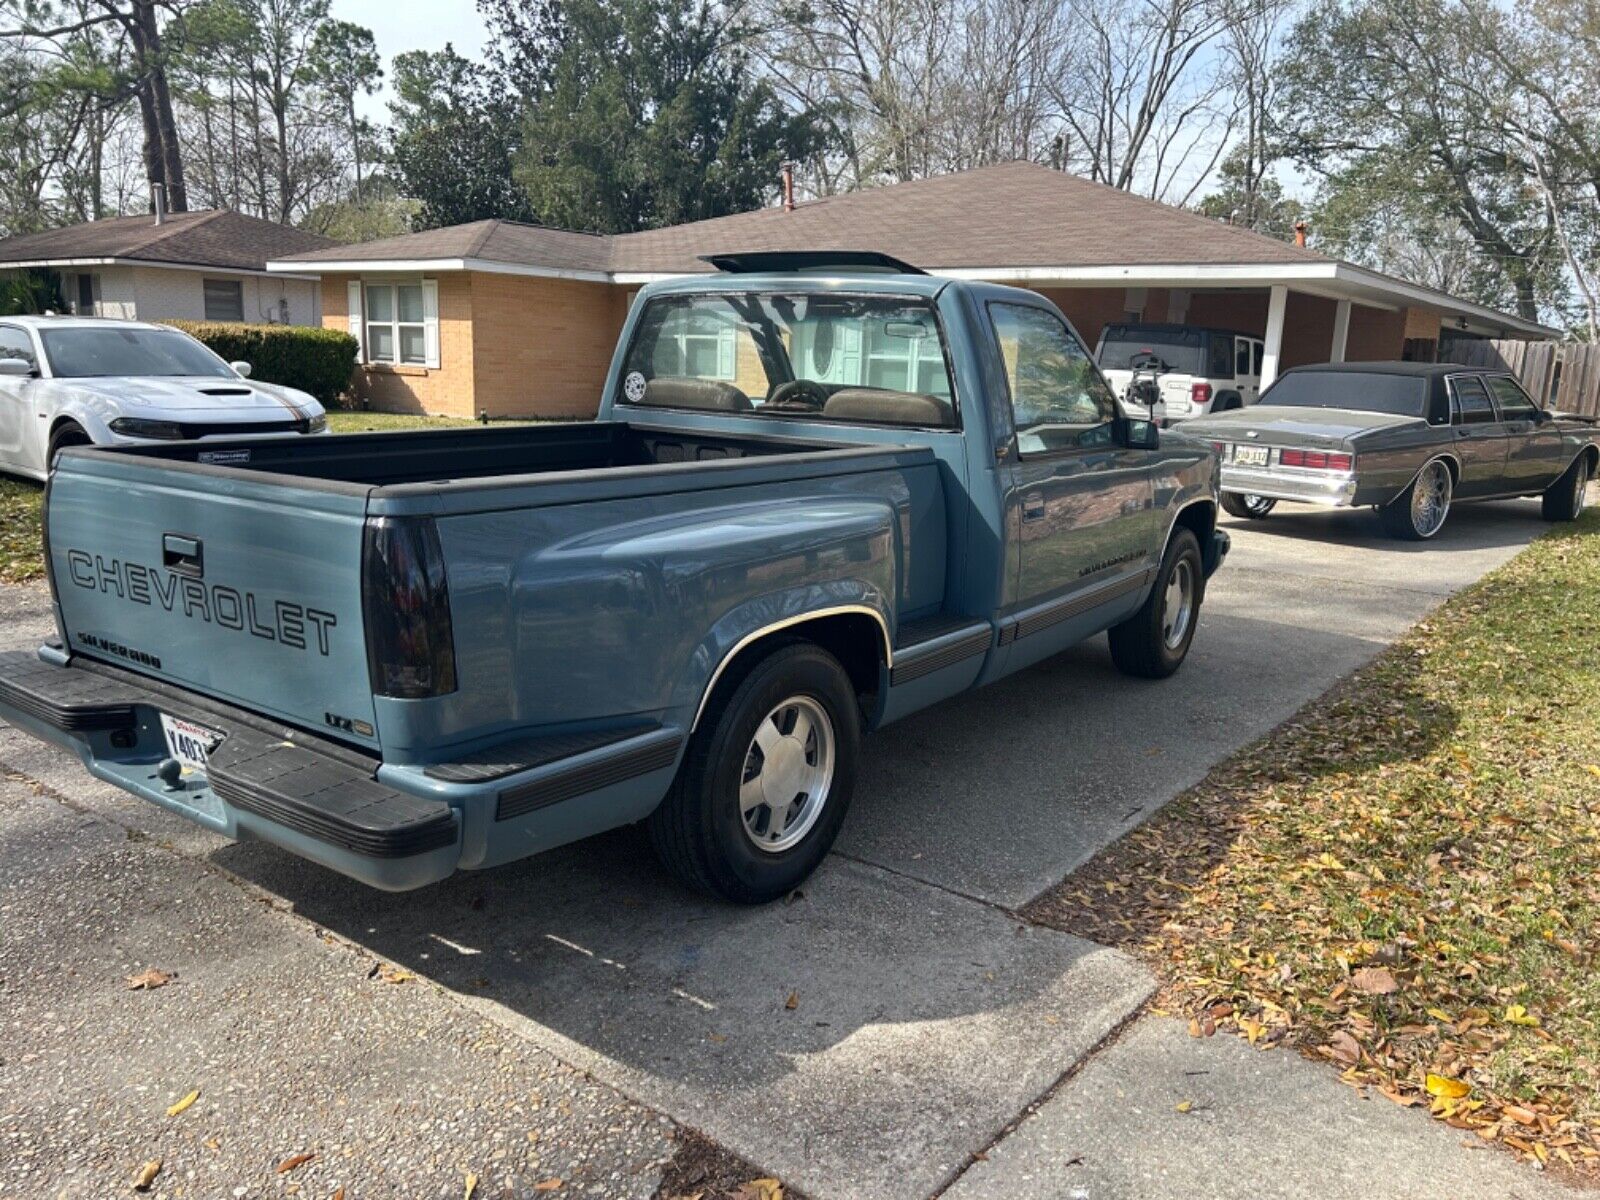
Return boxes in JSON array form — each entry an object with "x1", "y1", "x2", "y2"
[
  {"x1": 693, "y1": 610, "x2": 889, "y2": 731},
  {"x1": 48, "y1": 417, "x2": 88, "y2": 445},
  {"x1": 1170, "y1": 499, "x2": 1216, "y2": 549},
  {"x1": 1582, "y1": 445, "x2": 1599, "y2": 474}
]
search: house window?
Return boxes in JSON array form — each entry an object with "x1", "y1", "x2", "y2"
[
  {"x1": 203, "y1": 278, "x2": 245, "y2": 322},
  {"x1": 75, "y1": 273, "x2": 99, "y2": 316},
  {"x1": 365, "y1": 282, "x2": 427, "y2": 365}
]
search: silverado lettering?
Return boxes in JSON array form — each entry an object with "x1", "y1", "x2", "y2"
[{"x1": 63, "y1": 548, "x2": 337, "y2": 655}]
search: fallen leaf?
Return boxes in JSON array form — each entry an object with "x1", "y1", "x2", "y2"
[
  {"x1": 1426, "y1": 1074, "x2": 1470, "y2": 1100},
  {"x1": 1351, "y1": 966, "x2": 1399, "y2": 995},
  {"x1": 378, "y1": 965, "x2": 413, "y2": 984},
  {"x1": 464, "y1": 1171, "x2": 479, "y2": 1199},
  {"x1": 126, "y1": 969, "x2": 175, "y2": 991},
  {"x1": 1328, "y1": 1031, "x2": 1361, "y2": 1067},
  {"x1": 534, "y1": 1180, "x2": 564, "y2": 1192},
  {"x1": 1176, "y1": 1099, "x2": 1193, "y2": 1113},
  {"x1": 735, "y1": 1180, "x2": 782, "y2": 1200},
  {"x1": 1503, "y1": 1105, "x2": 1539, "y2": 1126},
  {"x1": 784, "y1": 992, "x2": 799, "y2": 1011},
  {"x1": 132, "y1": 1160, "x2": 162, "y2": 1191},
  {"x1": 1503, "y1": 1004, "x2": 1540, "y2": 1027},
  {"x1": 276, "y1": 1152, "x2": 316, "y2": 1174},
  {"x1": 332, "y1": 1190, "x2": 344, "y2": 1200},
  {"x1": 1583, "y1": 764, "x2": 1600, "y2": 779},
  {"x1": 165, "y1": 1089, "x2": 199, "y2": 1117}
]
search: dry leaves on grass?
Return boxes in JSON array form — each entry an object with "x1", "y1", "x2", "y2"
[{"x1": 1027, "y1": 514, "x2": 1600, "y2": 1175}]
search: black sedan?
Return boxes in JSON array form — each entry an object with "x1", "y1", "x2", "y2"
[{"x1": 1183, "y1": 362, "x2": 1600, "y2": 540}]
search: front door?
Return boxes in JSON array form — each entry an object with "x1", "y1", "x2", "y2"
[
  {"x1": 990, "y1": 301, "x2": 1156, "y2": 661},
  {"x1": 1446, "y1": 375, "x2": 1508, "y2": 498},
  {"x1": 0, "y1": 324, "x2": 39, "y2": 467},
  {"x1": 1484, "y1": 374, "x2": 1565, "y2": 492}
]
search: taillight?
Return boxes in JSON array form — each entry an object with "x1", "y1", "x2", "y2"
[
  {"x1": 362, "y1": 516, "x2": 458, "y2": 699},
  {"x1": 1190, "y1": 382, "x2": 1212, "y2": 407},
  {"x1": 1280, "y1": 449, "x2": 1354, "y2": 471}
]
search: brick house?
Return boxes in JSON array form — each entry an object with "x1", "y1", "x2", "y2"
[
  {"x1": 267, "y1": 161, "x2": 1558, "y2": 419},
  {"x1": 0, "y1": 208, "x2": 334, "y2": 326}
]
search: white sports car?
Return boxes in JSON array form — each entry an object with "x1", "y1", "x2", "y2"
[{"x1": 0, "y1": 315, "x2": 327, "y2": 481}]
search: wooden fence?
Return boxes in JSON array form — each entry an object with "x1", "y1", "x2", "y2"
[{"x1": 1446, "y1": 339, "x2": 1600, "y2": 417}]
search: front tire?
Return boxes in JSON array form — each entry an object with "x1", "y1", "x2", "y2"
[
  {"x1": 1221, "y1": 492, "x2": 1277, "y2": 520},
  {"x1": 1380, "y1": 459, "x2": 1453, "y2": 540},
  {"x1": 47, "y1": 422, "x2": 91, "y2": 470},
  {"x1": 1542, "y1": 453, "x2": 1591, "y2": 522},
  {"x1": 648, "y1": 642, "x2": 860, "y2": 904},
  {"x1": 1109, "y1": 528, "x2": 1203, "y2": 679}
]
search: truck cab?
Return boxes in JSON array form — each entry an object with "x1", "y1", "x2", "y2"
[{"x1": 0, "y1": 253, "x2": 1229, "y2": 903}]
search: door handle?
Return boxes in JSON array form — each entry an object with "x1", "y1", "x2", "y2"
[{"x1": 162, "y1": 533, "x2": 203, "y2": 578}]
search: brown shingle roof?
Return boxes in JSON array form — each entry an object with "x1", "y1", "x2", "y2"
[
  {"x1": 285, "y1": 218, "x2": 613, "y2": 273},
  {"x1": 0, "y1": 209, "x2": 338, "y2": 271},
  {"x1": 606, "y1": 161, "x2": 1327, "y2": 273},
  {"x1": 273, "y1": 160, "x2": 1326, "y2": 276}
]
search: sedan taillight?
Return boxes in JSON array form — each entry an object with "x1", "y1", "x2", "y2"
[{"x1": 1280, "y1": 449, "x2": 1354, "y2": 471}]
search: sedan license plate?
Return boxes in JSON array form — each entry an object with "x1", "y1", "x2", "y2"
[
  {"x1": 1234, "y1": 444, "x2": 1270, "y2": 467},
  {"x1": 160, "y1": 714, "x2": 221, "y2": 776}
]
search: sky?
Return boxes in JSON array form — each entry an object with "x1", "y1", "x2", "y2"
[{"x1": 328, "y1": 0, "x2": 489, "y2": 120}]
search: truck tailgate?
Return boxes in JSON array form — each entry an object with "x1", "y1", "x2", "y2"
[{"x1": 46, "y1": 453, "x2": 378, "y2": 748}]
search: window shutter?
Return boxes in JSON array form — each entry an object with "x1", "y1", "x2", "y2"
[
  {"x1": 422, "y1": 279, "x2": 440, "y2": 369},
  {"x1": 717, "y1": 327, "x2": 735, "y2": 380},
  {"x1": 347, "y1": 281, "x2": 364, "y2": 360}
]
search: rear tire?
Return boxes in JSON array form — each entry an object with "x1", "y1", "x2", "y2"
[
  {"x1": 1109, "y1": 528, "x2": 1203, "y2": 679},
  {"x1": 648, "y1": 642, "x2": 860, "y2": 904},
  {"x1": 1221, "y1": 492, "x2": 1276, "y2": 520},
  {"x1": 1542, "y1": 453, "x2": 1591, "y2": 522},
  {"x1": 1380, "y1": 459, "x2": 1453, "y2": 540},
  {"x1": 47, "y1": 422, "x2": 91, "y2": 470}
]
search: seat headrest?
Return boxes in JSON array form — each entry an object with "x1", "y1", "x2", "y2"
[
  {"x1": 821, "y1": 389, "x2": 952, "y2": 427},
  {"x1": 639, "y1": 377, "x2": 752, "y2": 412}
]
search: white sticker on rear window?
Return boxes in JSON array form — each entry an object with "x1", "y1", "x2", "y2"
[{"x1": 623, "y1": 371, "x2": 647, "y2": 403}]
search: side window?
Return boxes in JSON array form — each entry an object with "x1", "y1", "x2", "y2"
[
  {"x1": 1449, "y1": 376, "x2": 1496, "y2": 425},
  {"x1": 989, "y1": 302, "x2": 1117, "y2": 455},
  {"x1": 1485, "y1": 374, "x2": 1538, "y2": 421},
  {"x1": 1252, "y1": 341, "x2": 1264, "y2": 375},
  {"x1": 1208, "y1": 335, "x2": 1233, "y2": 378},
  {"x1": 0, "y1": 326, "x2": 36, "y2": 368},
  {"x1": 1235, "y1": 337, "x2": 1251, "y2": 376}
]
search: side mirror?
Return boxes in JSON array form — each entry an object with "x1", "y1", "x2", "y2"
[
  {"x1": 0, "y1": 357, "x2": 33, "y2": 377},
  {"x1": 1533, "y1": 406, "x2": 1553, "y2": 423},
  {"x1": 231, "y1": 361, "x2": 252, "y2": 378},
  {"x1": 1114, "y1": 416, "x2": 1160, "y2": 451}
]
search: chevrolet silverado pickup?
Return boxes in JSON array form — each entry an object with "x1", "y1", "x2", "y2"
[{"x1": 0, "y1": 252, "x2": 1229, "y2": 903}]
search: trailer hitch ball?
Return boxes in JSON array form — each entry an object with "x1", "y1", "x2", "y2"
[{"x1": 156, "y1": 758, "x2": 184, "y2": 789}]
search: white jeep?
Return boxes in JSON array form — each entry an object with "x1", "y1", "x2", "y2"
[{"x1": 1096, "y1": 323, "x2": 1264, "y2": 425}]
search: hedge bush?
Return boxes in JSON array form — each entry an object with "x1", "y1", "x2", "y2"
[{"x1": 164, "y1": 320, "x2": 358, "y2": 404}]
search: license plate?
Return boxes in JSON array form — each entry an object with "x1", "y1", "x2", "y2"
[
  {"x1": 1234, "y1": 445, "x2": 1269, "y2": 467},
  {"x1": 160, "y1": 714, "x2": 221, "y2": 775}
]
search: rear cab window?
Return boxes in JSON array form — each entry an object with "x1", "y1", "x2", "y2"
[
  {"x1": 619, "y1": 292, "x2": 958, "y2": 429},
  {"x1": 989, "y1": 302, "x2": 1117, "y2": 456}
]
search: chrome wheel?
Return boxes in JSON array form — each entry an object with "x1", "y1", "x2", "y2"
[
  {"x1": 1242, "y1": 494, "x2": 1275, "y2": 517},
  {"x1": 1161, "y1": 558, "x2": 1195, "y2": 650},
  {"x1": 1410, "y1": 461, "x2": 1452, "y2": 538},
  {"x1": 739, "y1": 695, "x2": 835, "y2": 854}
]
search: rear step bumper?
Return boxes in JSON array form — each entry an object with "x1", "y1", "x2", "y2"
[
  {"x1": 0, "y1": 649, "x2": 461, "y2": 890},
  {"x1": 0, "y1": 649, "x2": 686, "y2": 891}
]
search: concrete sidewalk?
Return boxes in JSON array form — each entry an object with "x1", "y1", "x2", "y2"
[{"x1": 0, "y1": 498, "x2": 1574, "y2": 1199}]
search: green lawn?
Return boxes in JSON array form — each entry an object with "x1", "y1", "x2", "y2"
[
  {"x1": 0, "y1": 411, "x2": 483, "y2": 584},
  {"x1": 1028, "y1": 509, "x2": 1600, "y2": 1175}
]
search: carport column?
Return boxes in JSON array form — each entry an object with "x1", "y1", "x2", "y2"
[
  {"x1": 1330, "y1": 299, "x2": 1351, "y2": 363},
  {"x1": 1260, "y1": 285, "x2": 1288, "y2": 389}
]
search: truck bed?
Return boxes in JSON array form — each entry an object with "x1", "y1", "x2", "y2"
[{"x1": 96, "y1": 420, "x2": 865, "y2": 489}]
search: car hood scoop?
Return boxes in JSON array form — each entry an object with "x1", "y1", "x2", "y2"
[{"x1": 197, "y1": 386, "x2": 254, "y2": 397}]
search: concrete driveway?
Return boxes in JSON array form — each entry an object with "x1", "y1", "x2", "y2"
[{"x1": 0, "y1": 498, "x2": 1569, "y2": 1199}]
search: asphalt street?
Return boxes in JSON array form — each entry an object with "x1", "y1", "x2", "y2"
[{"x1": 0, "y1": 496, "x2": 1577, "y2": 1199}]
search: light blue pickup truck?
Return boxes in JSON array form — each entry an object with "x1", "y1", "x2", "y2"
[{"x1": 0, "y1": 253, "x2": 1229, "y2": 902}]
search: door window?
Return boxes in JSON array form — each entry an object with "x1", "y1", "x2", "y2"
[
  {"x1": 989, "y1": 302, "x2": 1117, "y2": 455},
  {"x1": 1449, "y1": 376, "x2": 1497, "y2": 424},
  {"x1": 1253, "y1": 341, "x2": 1264, "y2": 375},
  {"x1": 0, "y1": 326, "x2": 36, "y2": 369},
  {"x1": 1235, "y1": 338, "x2": 1251, "y2": 377},
  {"x1": 1484, "y1": 375, "x2": 1539, "y2": 421}
]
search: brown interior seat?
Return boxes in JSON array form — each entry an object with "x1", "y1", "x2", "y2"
[
  {"x1": 639, "y1": 377, "x2": 752, "y2": 412},
  {"x1": 821, "y1": 389, "x2": 952, "y2": 427}
]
